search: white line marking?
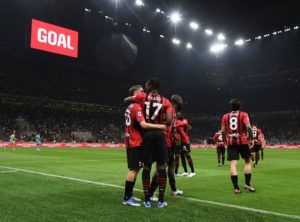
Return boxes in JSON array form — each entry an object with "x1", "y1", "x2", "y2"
[
  {"x1": 0, "y1": 166, "x2": 299, "y2": 220},
  {"x1": 1, "y1": 170, "x2": 18, "y2": 173}
]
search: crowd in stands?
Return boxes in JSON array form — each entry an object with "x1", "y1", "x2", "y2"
[{"x1": 1, "y1": 99, "x2": 300, "y2": 145}]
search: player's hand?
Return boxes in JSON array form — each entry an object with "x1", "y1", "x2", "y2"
[{"x1": 249, "y1": 140, "x2": 254, "y2": 149}]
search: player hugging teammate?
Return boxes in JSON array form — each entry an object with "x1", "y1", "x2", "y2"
[{"x1": 123, "y1": 78, "x2": 188, "y2": 208}]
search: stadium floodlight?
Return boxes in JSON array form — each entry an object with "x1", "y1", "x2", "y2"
[
  {"x1": 189, "y1": 21, "x2": 199, "y2": 30},
  {"x1": 170, "y1": 12, "x2": 182, "y2": 24},
  {"x1": 172, "y1": 38, "x2": 181, "y2": 45},
  {"x1": 272, "y1": 31, "x2": 277, "y2": 35},
  {"x1": 142, "y1": 27, "x2": 147, "y2": 32},
  {"x1": 277, "y1": 30, "x2": 282, "y2": 34},
  {"x1": 217, "y1": 33, "x2": 226, "y2": 41},
  {"x1": 234, "y1": 39, "x2": 244, "y2": 46},
  {"x1": 255, "y1": 36, "x2": 262, "y2": 40},
  {"x1": 84, "y1": 8, "x2": 91, "y2": 12},
  {"x1": 210, "y1": 43, "x2": 227, "y2": 54},
  {"x1": 160, "y1": 34, "x2": 165, "y2": 38},
  {"x1": 186, "y1": 42, "x2": 193, "y2": 49},
  {"x1": 135, "y1": 0, "x2": 145, "y2": 7},
  {"x1": 205, "y1": 29, "x2": 213, "y2": 35},
  {"x1": 294, "y1": 26, "x2": 299, "y2": 30},
  {"x1": 245, "y1": 39, "x2": 251, "y2": 42},
  {"x1": 284, "y1": 28, "x2": 291, "y2": 32},
  {"x1": 264, "y1": 34, "x2": 270, "y2": 37},
  {"x1": 147, "y1": 30, "x2": 150, "y2": 33},
  {"x1": 156, "y1": 8, "x2": 161, "y2": 13}
]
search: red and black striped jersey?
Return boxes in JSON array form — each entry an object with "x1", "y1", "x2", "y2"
[
  {"x1": 221, "y1": 111, "x2": 250, "y2": 145},
  {"x1": 214, "y1": 132, "x2": 225, "y2": 148},
  {"x1": 252, "y1": 127, "x2": 264, "y2": 145},
  {"x1": 124, "y1": 103, "x2": 145, "y2": 148},
  {"x1": 176, "y1": 119, "x2": 190, "y2": 144}
]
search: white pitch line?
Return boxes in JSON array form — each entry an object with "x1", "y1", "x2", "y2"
[
  {"x1": 1, "y1": 170, "x2": 18, "y2": 173},
  {"x1": 0, "y1": 166, "x2": 299, "y2": 220}
]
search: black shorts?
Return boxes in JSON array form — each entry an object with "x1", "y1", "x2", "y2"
[
  {"x1": 173, "y1": 144, "x2": 181, "y2": 155},
  {"x1": 142, "y1": 130, "x2": 168, "y2": 166},
  {"x1": 217, "y1": 147, "x2": 225, "y2": 155},
  {"x1": 251, "y1": 145, "x2": 262, "y2": 153},
  {"x1": 126, "y1": 147, "x2": 142, "y2": 170},
  {"x1": 227, "y1": 145, "x2": 251, "y2": 161},
  {"x1": 181, "y1": 143, "x2": 191, "y2": 155}
]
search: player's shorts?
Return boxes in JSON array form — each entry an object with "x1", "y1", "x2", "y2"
[
  {"x1": 216, "y1": 146, "x2": 225, "y2": 155},
  {"x1": 142, "y1": 130, "x2": 168, "y2": 166},
  {"x1": 180, "y1": 143, "x2": 191, "y2": 155},
  {"x1": 251, "y1": 145, "x2": 262, "y2": 153},
  {"x1": 126, "y1": 146, "x2": 142, "y2": 170},
  {"x1": 173, "y1": 143, "x2": 181, "y2": 155},
  {"x1": 227, "y1": 145, "x2": 251, "y2": 161}
]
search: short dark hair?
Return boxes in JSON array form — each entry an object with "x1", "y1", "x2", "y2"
[
  {"x1": 177, "y1": 112, "x2": 184, "y2": 120},
  {"x1": 146, "y1": 78, "x2": 160, "y2": 91},
  {"x1": 129, "y1": 85, "x2": 143, "y2": 96},
  {"x1": 230, "y1": 99, "x2": 241, "y2": 111},
  {"x1": 171, "y1": 95, "x2": 183, "y2": 111}
]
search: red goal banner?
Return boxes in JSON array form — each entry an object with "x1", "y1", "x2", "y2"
[{"x1": 30, "y1": 19, "x2": 79, "y2": 58}]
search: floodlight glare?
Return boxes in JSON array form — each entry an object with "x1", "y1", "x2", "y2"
[
  {"x1": 172, "y1": 38, "x2": 181, "y2": 45},
  {"x1": 170, "y1": 12, "x2": 182, "y2": 24},
  {"x1": 160, "y1": 35, "x2": 165, "y2": 38},
  {"x1": 156, "y1": 8, "x2": 161, "y2": 13},
  {"x1": 217, "y1": 33, "x2": 226, "y2": 41},
  {"x1": 294, "y1": 26, "x2": 299, "y2": 30},
  {"x1": 189, "y1": 22, "x2": 199, "y2": 30},
  {"x1": 234, "y1": 39, "x2": 244, "y2": 46},
  {"x1": 255, "y1": 36, "x2": 262, "y2": 40},
  {"x1": 210, "y1": 43, "x2": 227, "y2": 54},
  {"x1": 186, "y1": 42, "x2": 193, "y2": 49},
  {"x1": 272, "y1": 31, "x2": 277, "y2": 35},
  {"x1": 135, "y1": 0, "x2": 145, "y2": 6},
  {"x1": 205, "y1": 29, "x2": 213, "y2": 35}
]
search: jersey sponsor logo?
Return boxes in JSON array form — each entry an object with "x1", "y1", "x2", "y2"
[{"x1": 30, "y1": 19, "x2": 78, "y2": 58}]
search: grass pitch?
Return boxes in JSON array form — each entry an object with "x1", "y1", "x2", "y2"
[{"x1": 0, "y1": 148, "x2": 299, "y2": 222}]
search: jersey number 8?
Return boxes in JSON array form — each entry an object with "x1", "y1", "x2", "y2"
[{"x1": 229, "y1": 117, "x2": 238, "y2": 131}]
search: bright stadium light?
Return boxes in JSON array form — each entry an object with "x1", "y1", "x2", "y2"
[
  {"x1": 284, "y1": 28, "x2": 291, "y2": 32},
  {"x1": 235, "y1": 39, "x2": 244, "y2": 46},
  {"x1": 135, "y1": 0, "x2": 145, "y2": 7},
  {"x1": 186, "y1": 42, "x2": 193, "y2": 49},
  {"x1": 245, "y1": 39, "x2": 251, "y2": 42},
  {"x1": 156, "y1": 8, "x2": 161, "y2": 13},
  {"x1": 172, "y1": 38, "x2": 181, "y2": 45},
  {"x1": 264, "y1": 34, "x2": 270, "y2": 37},
  {"x1": 272, "y1": 31, "x2": 277, "y2": 35},
  {"x1": 160, "y1": 34, "x2": 165, "y2": 38},
  {"x1": 205, "y1": 29, "x2": 213, "y2": 35},
  {"x1": 255, "y1": 36, "x2": 262, "y2": 40},
  {"x1": 294, "y1": 26, "x2": 299, "y2": 30},
  {"x1": 189, "y1": 21, "x2": 199, "y2": 30},
  {"x1": 170, "y1": 12, "x2": 182, "y2": 24},
  {"x1": 210, "y1": 43, "x2": 227, "y2": 54},
  {"x1": 217, "y1": 33, "x2": 226, "y2": 41}
]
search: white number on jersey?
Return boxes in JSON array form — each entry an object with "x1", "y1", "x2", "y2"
[
  {"x1": 125, "y1": 109, "x2": 131, "y2": 127},
  {"x1": 253, "y1": 129, "x2": 257, "y2": 137},
  {"x1": 229, "y1": 117, "x2": 238, "y2": 131},
  {"x1": 144, "y1": 102, "x2": 163, "y2": 121},
  {"x1": 218, "y1": 134, "x2": 223, "y2": 142}
]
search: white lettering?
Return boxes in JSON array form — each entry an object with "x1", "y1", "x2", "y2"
[
  {"x1": 47, "y1": 31, "x2": 57, "y2": 46},
  {"x1": 37, "y1": 28, "x2": 47, "y2": 43},
  {"x1": 57, "y1": 34, "x2": 67, "y2": 48}
]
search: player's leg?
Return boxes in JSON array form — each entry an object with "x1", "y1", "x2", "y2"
[
  {"x1": 261, "y1": 148, "x2": 264, "y2": 160},
  {"x1": 185, "y1": 145, "x2": 195, "y2": 177},
  {"x1": 167, "y1": 148, "x2": 183, "y2": 196},
  {"x1": 174, "y1": 152, "x2": 180, "y2": 175},
  {"x1": 141, "y1": 132, "x2": 154, "y2": 206},
  {"x1": 123, "y1": 147, "x2": 142, "y2": 206},
  {"x1": 148, "y1": 170, "x2": 159, "y2": 200},
  {"x1": 228, "y1": 146, "x2": 240, "y2": 193},
  {"x1": 221, "y1": 147, "x2": 226, "y2": 165},
  {"x1": 255, "y1": 151, "x2": 260, "y2": 166},
  {"x1": 217, "y1": 147, "x2": 221, "y2": 166},
  {"x1": 180, "y1": 153, "x2": 188, "y2": 175},
  {"x1": 154, "y1": 131, "x2": 168, "y2": 207},
  {"x1": 241, "y1": 145, "x2": 256, "y2": 192}
]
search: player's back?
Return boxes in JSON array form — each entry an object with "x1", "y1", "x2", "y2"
[
  {"x1": 143, "y1": 92, "x2": 172, "y2": 124},
  {"x1": 222, "y1": 111, "x2": 249, "y2": 145},
  {"x1": 125, "y1": 103, "x2": 143, "y2": 148}
]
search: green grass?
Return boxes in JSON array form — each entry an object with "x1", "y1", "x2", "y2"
[{"x1": 0, "y1": 148, "x2": 299, "y2": 222}]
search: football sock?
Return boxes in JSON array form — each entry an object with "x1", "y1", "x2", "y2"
[
  {"x1": 218, "y1": 155, "x2": 221, "y2": 164},
  {"x1": 158, "y1": 169, "x2": 167, "y2": 202},
  {"x1": 255, "y1": 153, "x2": 260, "y2": 165},
  {"x1": 124, "y1": 180, "x2": 135, "y2": 201},
  {"x1": 231, "y1": 175, "x2": 239, "y2": 189},
  {"x1": 129, "y1": 178, "x2": 136, "y2": 197},
  {"x1": 245, "y1": 173, "x2": 251, "y2": 186},
  {"x1": 142, "y1": 169, "x2": 151, "y2": 201},
  {"x1": 149, "y1": 172, "x2": 159, "y2": 196},
  {"x1": 186, "y1": 154, "x2": 195, "y2": 173},
  {"x1": 181, "y1": 154, "x2": 188, "y2": 173},
  {"x1": 174, "y1": 156, "x2": 179, "y2": 174},
  {"x1": 222, "y1": 155, "x2": 225, "y2": 165},
  {"x1": 167, "y1": 167, "x2": 176, "y2": 192}
]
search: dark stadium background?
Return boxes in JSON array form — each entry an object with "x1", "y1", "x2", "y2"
[{"x1": 0, "y1": 0, "x2": 299, "y2": 144}]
